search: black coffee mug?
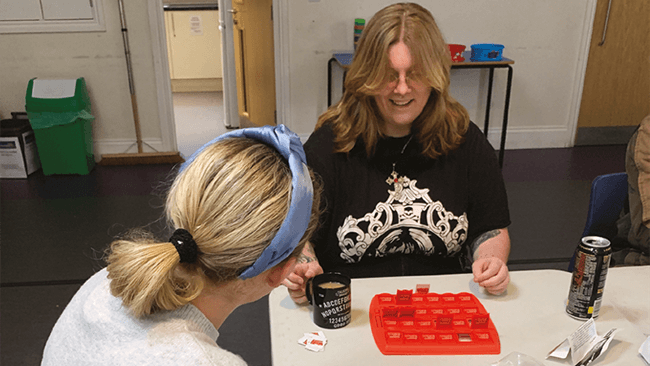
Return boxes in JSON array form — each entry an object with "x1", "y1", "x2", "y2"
[{"x1": 306, "y1": 272, "x2": 352, "y2": 329}]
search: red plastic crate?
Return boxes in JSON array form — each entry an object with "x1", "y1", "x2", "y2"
[{"x1": 369, "y1": 287, "x2": 500, "y2": 355}]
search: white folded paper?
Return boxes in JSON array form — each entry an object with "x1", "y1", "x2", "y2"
[{"x1": 546, "y1": 318, "x2": 617, "y2": 365}]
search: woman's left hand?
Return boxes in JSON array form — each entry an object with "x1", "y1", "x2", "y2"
[
  {"x1": 472, "y1": 257, "x2": 510, "y2": 295},
  {"x1": 471, "y1": 228, "x2": 511, "y2": 295}
]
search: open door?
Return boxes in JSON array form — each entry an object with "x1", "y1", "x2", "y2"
[
  {"x1": 217, "y1": 0, "x2": 238, "y2": 128},
  {"x1": 231, "y1": 0, "x2": 276, "y2": 127}
]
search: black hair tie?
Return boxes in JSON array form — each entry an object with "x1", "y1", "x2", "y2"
[{"x1": 169, "y1": 229, "x2": 198, "y2": 264}]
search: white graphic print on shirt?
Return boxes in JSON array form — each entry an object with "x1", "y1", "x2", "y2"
[{"x1": 336, "y1": 174, "x2": 468, "y2": 263}]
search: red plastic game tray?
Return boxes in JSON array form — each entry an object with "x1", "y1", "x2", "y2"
[{"x1": 369, "y1": 285, "x2": 500, "y2": 355}]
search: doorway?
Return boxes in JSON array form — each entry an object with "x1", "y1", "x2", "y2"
[
  {"x1": 149, "y1": 0, "x2": 291, "y2": 154},
  {"x1": 161, "y1": 1, "x2": 229, "y2": 159}
]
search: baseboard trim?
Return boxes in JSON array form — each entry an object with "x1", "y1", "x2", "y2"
[
  {"x1": 485, "y1": 125, "x2": 574, "y2": 150},
  {"x1": 574, "y1": 126, "x2": 637, "y2": 146},
  {"x1": 1, "y1": 279, "x2": 87, "y2": 288},
  {"x1": 93, "y1": 138, "x2": 168, "y2": 161},
  {"x1": 171, "y1": 78, "x2": 223, "y2": 93}
]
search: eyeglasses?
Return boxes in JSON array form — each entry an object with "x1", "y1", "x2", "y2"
[{"x1": 384, "y1": 70, "x2": 424, "y2": 89}]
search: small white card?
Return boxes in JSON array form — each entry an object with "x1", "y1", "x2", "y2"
[
  {"x1": 297, "y1": 331, "x2": 328, "y2": 352},
  {"x1": 547, "y1": 318, "x2": 617, "y2": 365},
  {"x1": 640, "y1": 336, "x2": 650, "y2": 365}
]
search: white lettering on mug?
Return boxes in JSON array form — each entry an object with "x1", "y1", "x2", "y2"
[{"x1": 322, "y1": 294, "x2": 351, "y2": 309}]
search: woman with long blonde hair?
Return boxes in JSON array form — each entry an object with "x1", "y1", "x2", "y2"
[
  {"x1": 285, "y1": 3, "x2": 511, "y2": 303},
  {"x1": 42, "y1": 125, "x2": 321, "y2": 365}
]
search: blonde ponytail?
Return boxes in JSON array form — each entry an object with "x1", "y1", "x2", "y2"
[
  {"x1": 105, "y1": 137, "x2": 322, "y2": 317},
  {"x1": 106, "y1": 229, "x2": 204, "y2": 317}
]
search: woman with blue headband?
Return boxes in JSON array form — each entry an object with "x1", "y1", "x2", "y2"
[{"x1": 42, "y1": 125, "x2": 321, "y2": 365}]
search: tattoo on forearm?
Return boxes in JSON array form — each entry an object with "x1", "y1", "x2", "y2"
[
  {"x1": 297, "y1": 243, "x2": 317, "y2": 264},
  {"x1": 297, "y1": 254, "x2": 314, "y2": 264},
  {"x1": 472, "y1": 229, "x2": 501, "y2": 247}
]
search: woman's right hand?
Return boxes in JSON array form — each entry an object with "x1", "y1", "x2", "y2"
[
  {"x1": 283, "y1": 261, "x2": 323, "y2": 304},
  {"x1": 282, "y1": 242, "x2": 323, "y2": 304}
]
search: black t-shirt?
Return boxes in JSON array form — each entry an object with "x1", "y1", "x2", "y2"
[{"x1": 304, "y1": 122, "x2": 510, "y2": 278}]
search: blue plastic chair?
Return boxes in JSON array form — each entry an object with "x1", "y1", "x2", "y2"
[{"x1": 568, "y1": 172, "x2": 628, "y2": 271}]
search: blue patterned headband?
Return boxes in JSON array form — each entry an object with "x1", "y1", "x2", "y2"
[{"x1": 179, "y1": 124, "x2": 313, "y2": 279}]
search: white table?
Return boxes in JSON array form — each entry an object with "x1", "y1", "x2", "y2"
[{"x1": 269, "y1": 266, "x2": 650, "y2": 365}]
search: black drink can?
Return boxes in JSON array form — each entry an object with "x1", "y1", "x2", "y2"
[{"x1": 566, "y1": 236, "x2": 611, "y2": 320}]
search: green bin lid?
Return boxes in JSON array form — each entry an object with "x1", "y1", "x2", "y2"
[{"x1": 25, "y1": 77, "x2": 91, "y2": 113}]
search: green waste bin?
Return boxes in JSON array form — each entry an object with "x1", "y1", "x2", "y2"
[{"x1": 25, "y1": 78, "x2": 95, "y2": 175}]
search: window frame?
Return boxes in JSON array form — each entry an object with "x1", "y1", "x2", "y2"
[{"x1": 0, "y1": 0, "x2": 106, "y2": 34}]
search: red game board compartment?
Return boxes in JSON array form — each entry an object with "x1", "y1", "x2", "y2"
[{"x1": 369, "y1": 286, "x2": 500, "y2": 355}]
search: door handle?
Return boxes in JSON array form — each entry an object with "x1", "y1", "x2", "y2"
[
  {"x1": 228, "y1": 9, "x2": 238, "y2": 25},
  {"x1": 598, "y1": 0, "x2": 612, "y2": 46}
]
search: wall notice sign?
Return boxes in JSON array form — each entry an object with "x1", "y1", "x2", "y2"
[{"x1": 190, "y1": 16, "x2": 203, "y2": 35}]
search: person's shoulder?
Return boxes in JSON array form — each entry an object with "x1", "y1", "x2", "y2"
[
  {"x1": 185, "y1": 330, "x2": 247, "y2": 366},
  {"x1": 463, "y1": 121, "x2": 484, "y2": 140},
  {"x1": 305, "y1": 123, "x2": 335, "y2": 146},
  {"x1": 66, "y1": 268, "x2": 111, "y2": 306},
  {"x1": 304, "y1": 123, "x2": 336, "y2": 157},
  {"x1": 199, "y1": 345, "x2": 248, "y2": 366},
  {"x1": 146, "y1": 319, "x2": 247, "y2": 366},
  {"x1": 640, "y1": 114, "x2": 650, "y2": 128},
  {"x1": 451, "y1": 121, "x2": 500, "y2": 168},
  {"x1": 639, "y1": 114, "x2": 650, "y2": 143},
  {"x1": 455, "y1": 121, "x2": 489, "y2": 151},
  {"x1": 635, "y1": 115, "x2": 650, "y2": 174},
  {"x1": 123, "y1": 341, "x2": 248, "y2": 366}
]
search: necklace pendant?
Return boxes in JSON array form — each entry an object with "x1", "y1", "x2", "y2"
[
  {"x1": 386, "y1": 171, "x2": 399, "y2": 185},
  {"x1": 386, "y1": 163, "x2": 400, "y2": 185},
  {"x1": 386, "y1": 135, "x2": 413, "y2": 186}
]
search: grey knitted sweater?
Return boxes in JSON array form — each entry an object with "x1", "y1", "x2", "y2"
[{"x1": 41, "y1": 269, "x2": 247, "y2": 365}]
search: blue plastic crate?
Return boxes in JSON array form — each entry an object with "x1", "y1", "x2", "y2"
[{"x1": 470, "y1": 44, "x2": 504, "y2": 61}]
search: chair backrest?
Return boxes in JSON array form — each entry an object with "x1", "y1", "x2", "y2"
[
  {"x1": 568, "y1": 172, "x2": 628, "y2": 271},
  {"x1": 582, "y1": 172, "x2": 629, "y2": 237}
]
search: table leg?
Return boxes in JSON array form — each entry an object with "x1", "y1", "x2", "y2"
[
  {"x1": 328, "y1": 57, "x2": 335, "y2": 107},
  {"x1": 499, "y1": 65, "x2": 514, "y2": 167},
  {"x1": 484, "y1": 67, "x2": 495, "y2": 135}
]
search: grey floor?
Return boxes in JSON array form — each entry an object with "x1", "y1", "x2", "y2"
[
  {"x1": 0, "y1": 92, "x2": 629, "y2": 365},
  {"x1": 172, "y1": 91, "x2": 231, "y2": 160}
]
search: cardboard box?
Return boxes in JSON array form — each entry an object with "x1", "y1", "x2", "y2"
[{"x1": 1, "y1": 117, "x2": 41, "y2": 178}]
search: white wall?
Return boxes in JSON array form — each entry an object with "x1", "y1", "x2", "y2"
[
  {"x1": 284, "y1": 0, "x2": 595, "y2": 149},
  {"x1": 0, "y1": 0, "x2": 595, "y2": 156},
  {"x1": 0, "y1": 0, "x2": 170, "y2": 158}
]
